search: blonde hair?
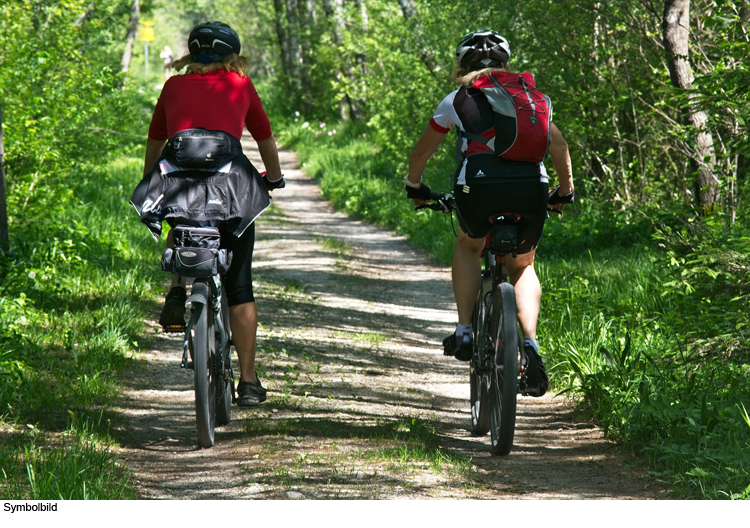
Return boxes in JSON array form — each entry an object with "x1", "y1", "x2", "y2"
[
  {"x1": 172, "y1": 53, "x2": 249, "y2": 77},
  {"x1": 453, "y1": 64, "x2": 510, "y2": 86}
]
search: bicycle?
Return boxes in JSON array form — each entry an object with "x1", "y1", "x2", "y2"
[
  {"x1": 419, "y1": 193, "x2": 540, "y2": 456},
  {"x1": 161, "y1": 225, "x2": 235, "y2": 448}
]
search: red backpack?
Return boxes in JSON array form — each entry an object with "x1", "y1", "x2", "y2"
[{"x1": 462, "y1": 71, "x2": 552, "y2": 163}]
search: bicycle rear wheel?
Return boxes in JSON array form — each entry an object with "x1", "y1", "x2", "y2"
[
  {"x1": 488, "y1": 282, "x2": 519, "y2": 456},
  {"x1": 470, "y1": 276, "x2": 491, "y2": 436},
  {"x1": 215, "y1": 290, "x2": 232, "y2": 426},
  {"x1": 191, "y1": 283, "x2": 216, "y2": 448}
]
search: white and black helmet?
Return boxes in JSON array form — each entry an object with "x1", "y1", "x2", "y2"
[
  {"x1": 188, "y1": 21, "x2": 241, "y2": 59},
  {"x1": 455, "y1": 30, "x2": 510, "y2": 70}
]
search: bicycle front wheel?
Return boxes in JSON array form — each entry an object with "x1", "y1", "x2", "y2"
[
  {"x1": 470, "y1": 277, "x2": 491, "y2": 436},
  {"x1": 488, "y1": 282, "x2": 519, "y2": 456},
  {"x1": 190, "y1": 284, "x2": 216, "y2": 448},
  {"x1": 215, "y1": 290, "x2": 232, "y2": 426}
]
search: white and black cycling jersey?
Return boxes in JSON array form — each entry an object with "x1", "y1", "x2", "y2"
[{"x1": 428, "y1": 86, "x2": 549, "y2": 186}]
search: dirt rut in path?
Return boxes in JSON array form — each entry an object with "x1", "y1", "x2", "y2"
[{"x1": 113, "y1": 138, "x2": 669, "y2": 499}]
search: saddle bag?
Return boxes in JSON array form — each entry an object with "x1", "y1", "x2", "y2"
[
  {"x1": 161, "y1": 226, "x2": 233, "y2": 278},
  {"x1": 489, "y1": 223, "x2": 518, "y2": 255}
]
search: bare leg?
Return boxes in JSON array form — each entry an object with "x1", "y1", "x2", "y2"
[
  {"x1": 452, "y1": 226, "x2": 486, "y2": 325},
  {"x1": 229, "y1": 302, "x2": 259, "y2": 383},
  {"x1": 504, "y1": 250, "x2": 540, "y2": 340}
]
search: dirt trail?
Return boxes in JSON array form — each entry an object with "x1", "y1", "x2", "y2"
[{"x1": 113, "y1": 139, "x2": 669, "y2": 499}]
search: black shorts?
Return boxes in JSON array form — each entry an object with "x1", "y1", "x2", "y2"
[
  {"x1": 454, "y1": 180, "x2": 549, "y2": 254},
  {"x1": 219, "y1": 222, "x2": 256, "y2": 306}
]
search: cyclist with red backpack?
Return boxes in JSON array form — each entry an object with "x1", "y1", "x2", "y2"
[{"x1": 404, "y1": 30, "x2": 575, "y2": 396}]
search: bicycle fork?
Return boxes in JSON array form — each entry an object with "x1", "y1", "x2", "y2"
[{"x1": 180, "y1": 280, "x2": 210, "y2": 370}]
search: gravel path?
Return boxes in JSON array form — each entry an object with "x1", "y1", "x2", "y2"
[{"x1": 113, "y1": 138, "x2": 669, "y2": 499}]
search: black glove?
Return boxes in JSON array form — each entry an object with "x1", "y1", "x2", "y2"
[
  {"x1": 405, "y1": 183, "x2": 432, "y2": 201},
  {"x1": 263, "y1": 174, "x2": 286, "y2": 190},
  {"x1": 548, "y1": 186, "x2": 575, "y2": 205}
]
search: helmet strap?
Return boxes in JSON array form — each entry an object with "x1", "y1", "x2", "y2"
[
  {"x1": 193, "y1": 52, "x2": 226, "y2": 64},
  {"x1": 471, "y1": 58, "x2": 505, "y2": 70}
]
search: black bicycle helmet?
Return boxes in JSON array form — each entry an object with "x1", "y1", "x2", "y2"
[
  {"x1": 455, "y1": 30, "x2": 510, "y2": 70},
  {"x1": 188, "y1": 21, "x2": 241, "y2": 62}
]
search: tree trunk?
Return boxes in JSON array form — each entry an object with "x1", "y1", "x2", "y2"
[
  {"x1": 298, "y1": 0, "x2": 316, "y2": 112},
  {"x1": 0, "y1": 104, "x2": 8, "y2": 249},
  {"x1": 322, "y1": 0, "x2": 353, "y2": 120},
  {"x1": 397, "y1": 0, "x2": 416, "y2": 19},
  {"x1": 739, "y1": 0, "x2": 750, "y2": 21},
  {"x1": 662, "y1": 0, "x2": 718, "y2": 209},
  {"x1": 273, "y1": 0, "x2": 291, "y2": 77},
  {"x1": 322, "y1": 0, "x2": 345, "y2": 45},
  {"x1": 120, "y1": 0, "x2": 140, "y2": 73},
  {"x1": 286, "y1": 0, "x2": 302, "y2": 81}
]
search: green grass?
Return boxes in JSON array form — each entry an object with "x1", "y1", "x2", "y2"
[
  {"x1": 0, "y1": 154, "x2": 158, "y2": 499},
  {"x1": 1, "y1": 413, "x2": 135, "y2": 500},
  {"x1": 314, "y1": 236, "x2": 352, "y2": 256}
]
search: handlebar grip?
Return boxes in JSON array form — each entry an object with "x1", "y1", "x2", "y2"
[{"x1": 548, "y1": 186, "x2": 575, "y2": 205}]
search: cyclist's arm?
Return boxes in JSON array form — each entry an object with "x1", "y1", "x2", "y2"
[
  {"x1": 256, "y1": 135, "x2": 283, "y2": 182},
  {"x1": 407, "y1": 125, "x2": 448, "y2": 187},
  {"x1": 548, "y1": 123, "x2": 574, "y2": 196},
  {"x1": 143, "y1": 138, "x2": 167, "y2": 176}
]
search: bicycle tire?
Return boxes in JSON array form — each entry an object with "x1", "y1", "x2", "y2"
[
  {"x1": 215, "y1": 290, "x2": 232, "y2": 426},
  {"x1": 488, "y1": 282, "x2": 519, "y2": 456},
  {"x1": 191, "y1": 283, "x2": 216, "y2": 448},
  {"x1": 469, "y1": 275, "x2": 491, "y2": 436}
]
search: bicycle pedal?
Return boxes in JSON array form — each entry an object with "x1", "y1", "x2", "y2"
[
  {"x1": 181, "y1": 361, "x2": 194, "y2": 370},
  {"x1": 162, "y1": 324, "x2": 186, "y2": 334}
]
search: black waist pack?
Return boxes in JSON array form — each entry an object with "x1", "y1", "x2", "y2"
[
  {"x1": 163, "y1": 128, "x2": 243, "y2": 170},
  {"x1": 161, "y1": 226, "x2": 232, "y2": 278}
]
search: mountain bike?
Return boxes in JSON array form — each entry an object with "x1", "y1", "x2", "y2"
[
  {"x1": 418, "y1": 193, "x2": 525, "y2": 456},
  {"x1": 162, "y1": 225, "x2": 235, "y2": 448}
]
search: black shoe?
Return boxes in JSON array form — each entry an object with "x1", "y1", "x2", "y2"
[
  {"x1": 236, "y1": 378, "x2": 267, "y2": 407},
  {"x1": 159, "y1": 287, "x2": 187, "y2": 332},
  {"x1": 521, "y1": 343, "x2": 548, "y2": 397},
  {"x1": 443, "y1": 332, "x2": 472, "y2": 362}
]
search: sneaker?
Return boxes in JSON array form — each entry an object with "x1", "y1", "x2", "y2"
[
  {"x1": 443, "y1": 332, "x2": 473, "y2": 362},
  {"x1": 236, "y1": 378, "x2": 267, "y2": 407},
  {"x1": 521, "y1": 340, "x2": 548, "y2": 397},
  {"x1": 159, "y1": 287, "x2": 187, "y2": 332}
]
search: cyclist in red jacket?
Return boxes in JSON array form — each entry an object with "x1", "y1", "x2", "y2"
[
  {"x1": 405, "y1": 30, "x2": 575, "y2": 396},
  {"x1": 142, "y1": 22, "x2": 283, "y2": 407}
]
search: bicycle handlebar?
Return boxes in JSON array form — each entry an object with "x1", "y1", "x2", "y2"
[
  {"x1": 415, "y1": 192, "x2": 455, "y2": 213},
  {"x1": 414, "y1": 191, "x2": 564, "y2": 215}
]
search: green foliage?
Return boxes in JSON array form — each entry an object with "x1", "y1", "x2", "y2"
[
  {"x1": 1, "y1": 412, "x2": 135, "y2": 499},
  {"x1": 0, "y1": 155, "x2": 160, "y2": 422},
  {"x1": 0, "y1": 154, "x2": 152, "y2": 498},
  {"x1": 540, "y1": 213, "x2": 750, "y2": 499},
  {"x1": 0, "y1": 1, "x2": 159, "y2": 499}
]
